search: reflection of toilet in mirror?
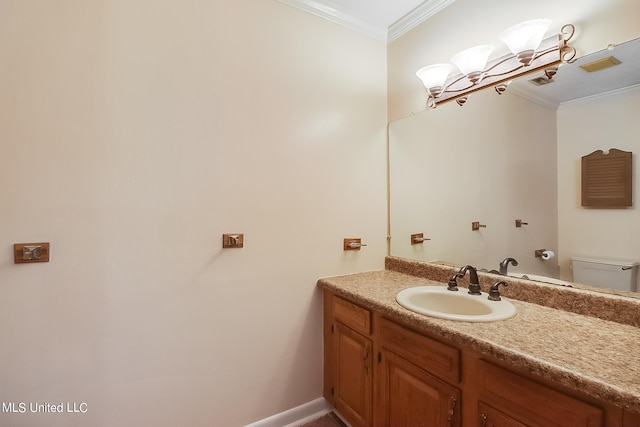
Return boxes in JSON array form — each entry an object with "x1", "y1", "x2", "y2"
[{"x1": 571, "y1": 256, "x2": 639, "y2": 292}]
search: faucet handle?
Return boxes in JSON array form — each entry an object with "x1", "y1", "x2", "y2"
[
  {"x1": 488, "y1": 281, "x2": 508, "y2": 301},
  {"x1": 447, "y1": 273, "x2": 461, "y2": 291}
]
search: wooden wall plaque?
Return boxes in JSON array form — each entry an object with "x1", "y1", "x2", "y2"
[{"x1": 581, "y1": 148, "x2": 632, "y2": 207}]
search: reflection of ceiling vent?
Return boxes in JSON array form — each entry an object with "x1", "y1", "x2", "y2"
[
  {"x1": 580, "y1": 56, "x2": 621, "y2": 72},
  {"x1": 529, "y1": 76, "x2": 555, "y2": 86}
]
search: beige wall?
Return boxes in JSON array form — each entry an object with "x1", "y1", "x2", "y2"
[
  {"x1": 557, "y1": 87, "x2": 640, "y2": 282},
  {"x1": 0, "y1": 1, "x2": 387, "y2": 426},
  {"x1": 388, "y1": 0, "x2": 640, "y2": 122}
]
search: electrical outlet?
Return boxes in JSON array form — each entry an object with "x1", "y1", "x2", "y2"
[{"x1": 14, "y1": 242, "x2": 50, "y2": 263}]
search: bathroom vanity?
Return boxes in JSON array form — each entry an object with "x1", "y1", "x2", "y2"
[{"x1": 319, "y1": 257, "x2": 640, "y2": 427}]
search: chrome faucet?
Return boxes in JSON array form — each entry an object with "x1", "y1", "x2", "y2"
[
  {"x1": 499, "y1": 257, "x2": 519, "y2": 275},
  {"x1": 458, "y1": 265, "x2": 481, "y2": 295}
]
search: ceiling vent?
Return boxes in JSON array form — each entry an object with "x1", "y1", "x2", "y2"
[
  {"x1": 529, "y1": 76, "x2": 555, "y2": 86},
  {"x1": 579, "y1": 56, "x2": 622, "y2": 73}
]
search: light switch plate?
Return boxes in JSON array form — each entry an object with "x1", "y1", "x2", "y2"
[{"x1": 14, "y1": 242, "x2": 50, "y2": 263}]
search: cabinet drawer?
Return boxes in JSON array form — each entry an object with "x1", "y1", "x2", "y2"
[
  {"x1": 333, "y1": 296, "x2": 371, "y2": 336},
  {"x1": 478, "y1": 401, "x2": 527, "y2": 427},
  {"x1": 380, "y1": 318, "x2": 460, "y2": 384},
  {"x1": 478, "y1": 360, "x2": 603, "y2": 427}
]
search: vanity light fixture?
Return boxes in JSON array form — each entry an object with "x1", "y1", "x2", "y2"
[
  {"x1": 450, "y1": 44, "x2": 494, "y2": 85},
  {"x1": 416, "y1": 20, "x2": 576, "y2": 108},
  {"x1": 416, "y1": 63, "x2": 456, "y2": 98},
  {"x1": 499, "y1": 19, "x2": 552, "y2": 66}
]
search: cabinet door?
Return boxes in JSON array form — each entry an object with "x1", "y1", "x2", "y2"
[
  {"x1": 379, "y1": 350, "x2": 460, "y2": 427},
  {"x1": 477, "y1": 361, "x2": 603, "y2": 427},
  {"x1": 334, "y1": 322, "x2": 372, "y2": 427},
  {"x1": 478, "y1": 402, "x2": 527, "y2": 427}
]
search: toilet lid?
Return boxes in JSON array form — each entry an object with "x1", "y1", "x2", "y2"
[{"x1": 571, "y1": 255, "x2": 639, "y2": 267}]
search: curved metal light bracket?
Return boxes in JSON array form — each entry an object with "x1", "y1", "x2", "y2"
[{"x1": 426, "y1": 24, "x2": 576, "y2": 108}]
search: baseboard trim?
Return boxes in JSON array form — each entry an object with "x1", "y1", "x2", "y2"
[{"x1": 244, "y1": 397, "x2": 333, "y2": 427}]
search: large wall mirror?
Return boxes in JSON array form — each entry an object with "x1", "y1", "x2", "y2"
[{"x1": 389, "y1": 37, "x2": 640, "y2": 296}]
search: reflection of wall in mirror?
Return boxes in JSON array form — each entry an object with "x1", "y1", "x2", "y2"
[
  {"x1": 558, "y1": 86, "x2": 640, "y2": 288},
  {"x1": 389, "y1": 88, "x2": 558, "y2": 277},
  {"x1": 389, "y1": 72, "x2": 640, "y2": 292}
]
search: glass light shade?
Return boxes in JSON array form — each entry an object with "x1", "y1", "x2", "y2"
[
  {"x1": 451, "y1": 45, "x2": 494, "y2": 75},
  {"x1": 499, "y1": 19, "x2": 551, "y2": 55},
  {"x1": 416, "y1": 63, "x2": 455, "y2": 93}
]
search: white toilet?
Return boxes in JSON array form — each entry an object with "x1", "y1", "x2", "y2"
[{"x1": 571, "y1": 256, "x2": 639, "y2": 292}]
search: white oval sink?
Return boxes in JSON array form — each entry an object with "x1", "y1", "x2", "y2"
[{"x1": 396, "y1": 286, "x2": 517, "y2": 322}]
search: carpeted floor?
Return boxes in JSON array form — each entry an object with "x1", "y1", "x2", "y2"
[{"x1": 298, "y1": 411, "x2": 347, "y2": 427}]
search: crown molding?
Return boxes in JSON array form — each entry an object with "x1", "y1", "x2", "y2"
[
  {"x1": 388, "y1": 0, "x2": 456, "y2": 43},
  {"x1": 278, "y1": 0, "x2": 456, "y2": 43},
  {"x1": 509, "y1": 78, "x2": 640, "y2": 111},
  {"x1": 277, "y1": 0, "x2": 387, "y2": 42},
  {"x1": 559, "y1": 82, "x2": 640, "y2": 107}
]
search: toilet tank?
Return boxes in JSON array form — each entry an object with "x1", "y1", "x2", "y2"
[{"x1": 571, "y1": 256, "x2": 639, "y2": 291}]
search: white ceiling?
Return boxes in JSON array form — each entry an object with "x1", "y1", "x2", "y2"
[
  {"x1": 277, "y1": 0, "x2": 455, "y2": 42},
  {"x1": 509, "y1": 37, "x2": 640, "y2": 107}
]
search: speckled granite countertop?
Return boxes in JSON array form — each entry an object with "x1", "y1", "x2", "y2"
[{"x1": 317, "y1": 258, "x2": 640, "y2": 414}]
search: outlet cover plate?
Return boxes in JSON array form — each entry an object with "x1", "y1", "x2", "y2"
[{"x1": 14, "y1": 242, "x2": 50, "y2": 263}]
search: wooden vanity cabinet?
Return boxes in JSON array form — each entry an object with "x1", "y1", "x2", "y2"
[
  {"x1": 323, "y1": 290, "x2": 627, "y2": 427},
  {"x1": 324, "y1": 291, "x2": 373, "y2": 427},
  {"x1": 324, "y1": 291, "x2": 461, "y2": 427}
]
